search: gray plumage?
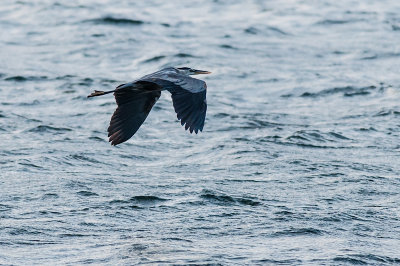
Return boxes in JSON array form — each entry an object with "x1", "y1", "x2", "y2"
[{"x1": 87, "y1": 67, "x2": 211, "y2": 146}]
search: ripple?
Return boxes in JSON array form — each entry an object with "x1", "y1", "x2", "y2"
[
  {"x1": 356, "y1": 127, "x2": 377, "y2": 132},
  {"x1": 8, "y1": 228, "x2": 45, "y2": 236},
  {"x1": 0, "y1": 204, "x2": 13, "y2": 212},
  {"x1": 18, "y1": 161, "x2": 43, "y2": 169},
  {"x1": 91, "y1": 33, "x2": 105, "y2": 37},
  {"x1": 316, "y1": 19, "x2": 364, "y2": 25},
  {"x1": 108, "y1": 195, "x2": 168, "y2": 209},
  {"x1": 67, "y1": 154, "x2": 101, "y2": 164},
  {"x1": 333, "y1": 256, "x2": 367, "y2": 265},
  {"x1": 272, "y1": 227, "x2": 325, "y2": 237},
  {"x1": 244, "y1": 26, "x2": 259, "y2": 35},
  {"x1": 254, "y1": 259, "x2": 302, "y2": 264},
  {"x1": 27, "y1": 125, "x2": 72, "y2": 133},
  {"x1": 200, "y1": 190, "x2": 260, "y2": 206},
  {"x1": 55, "y1": 74, "x2": 76, "y2": 80},
  {"x1": 244, "y1": 25, "x2": 288, "y2": 35},
  {"x1": 360, "y1": 52, "x2": 400, "y2": 60},
  {"x1": 142, "y1": 55, "x2": 166, "y2": 63},
  {"x1": 301, "y1": 85, "x2": 376, "y2": 98},
  {"x1": 286, "y1": 130, "x2": 351, "y2": 144},
  {"x1": 392, "y1": 24, "x2": 400, "y2": 31},
  {"x1": 356, "y1": 254, "x2": 400, "y2": 264},
  {"x1": 174, "y1": 53, "x2": 195, "y2": 58},
  {"x1": 59, "y1": 233, "x2": 92, "y2": 238},
  {"x1": 77, "y1": 191, "x2": 99, "y2": 197},
  {"x1": 266, "y1": 26, "x2": 288, "y2": 35},
  {"x1": 89, "y1": 136, "x2": 105, "y2": 142},
  {"x1": 161, "y1": 237, "x2": 193, "y2": 243},
  {"x1": 4, "y1": 75, "x2": 48, "y2": 82},
  {"x1": 219, "y1": 44, "x2": 237, "y2": 50},
  {"x1": 130, "y1": 195, "x2": 168, "y2": 203},
  {"x1": 373, "y1": 109, "x2": 400, "y2": 117},
  {"x1": 84, "y1": 16, "x2": 144, "y2": 25}
]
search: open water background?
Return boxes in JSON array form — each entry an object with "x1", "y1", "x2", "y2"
[{"x1": 1, "y1": 0, "x2": 400, "y2": 265}]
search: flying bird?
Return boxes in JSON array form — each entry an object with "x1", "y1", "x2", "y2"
[{"x1": 87, "y1": 67, "x2": 211, "y2": 145}]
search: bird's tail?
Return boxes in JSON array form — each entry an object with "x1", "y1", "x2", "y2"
[{"x1": 87, "y1": 90, "x2": 115, "y2": 98}]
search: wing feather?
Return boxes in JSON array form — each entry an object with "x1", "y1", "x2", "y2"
[
  {"x1": 170, "y1": 89, "x2": 207, "y2": 133},
  {"x1": 137, "y1": 72, "x2": 207, "y2": 133},
  {"x1": 108, "y1": 88, "x2": 161, "y2": 145}
]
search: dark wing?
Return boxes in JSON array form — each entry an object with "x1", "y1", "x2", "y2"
[
  {"x1": 108, "y1": 86, "x2": 161, "y2": 145},
  {"x1": 139, "y1": 73, "x2": 207, "y2": 134},
  {"x1": 169, "y1": 87, "x2": 207, "y2": 133}
]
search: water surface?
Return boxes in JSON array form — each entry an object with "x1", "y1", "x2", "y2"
[{"x1": 1, "y1": 0, "x2": 400, "y2": 264}]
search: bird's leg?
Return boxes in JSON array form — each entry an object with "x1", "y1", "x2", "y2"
[{"x1": 87, "y1": 90, "x2": 115, "y2": 98}]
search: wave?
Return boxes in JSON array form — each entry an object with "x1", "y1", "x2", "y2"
[
  {"x1": 84, "y1": 16, "x2": 144, "y2": 25},
  {"x1": 4, "y1": 75, "x2": 48, "y2": 82},
  {"x1": 393, "y1": 25, "x2": 400, "y2": 31},
  {"x1": 174, "y1": 53, "x2": 195, "y2": 58},
  {"x1": 108, "y1": 195, "x2": 168, "y2": 209},
  {"x1": 301, "y1": 85, "x2": 376, "y2": 98},
  {"x1": 129, "y1": 195, "x2": 168, "y2": 203},
  {"x1": 219, "y1": 44, "x2": 237, "y2": 50},
  {"x1": 244, "y1": 25, "x2": 288, "y2": 35},
  {"x1": 27, "y1": 125, "x2": 72, "y2": 133},
  {"x1": 65, "y1": 154, "x2": 102, "y2": 165},
  {"x1": 76, "y1": 191, "x2": 99, "y2": 197},
  {"x1": 200, "y1": 189, "x2": 260, "y2": 206},
  {"x1": 374, "y1": 109, "x2": 400, "y2": 117},
  {"x1": 360, "y1": 52, "x2": 400, "y2": 60},
  {"x1": 333, "y1": 254, "x2": 400, "y2": 265},
  {"x1": 141, "y1": 55, "x2": 166, "y2": 63},
  {"x1": 286, "y1": 130, "x2": 350, "y2": 142},
  {"x1": 272, "y1": 227, "x2": 325, "y2": 237},
  {"x1": 316, "y1": 18, "x2": 365, "y2": 25}
]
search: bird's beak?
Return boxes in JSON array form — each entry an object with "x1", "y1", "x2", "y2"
[{"x1": 193, "y1": 69, "x2": 211, "y2": 75}]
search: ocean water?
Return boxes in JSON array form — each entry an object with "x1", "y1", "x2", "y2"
[{"x1": 1, "y1": 0, "x2": 400, "y2": 264}]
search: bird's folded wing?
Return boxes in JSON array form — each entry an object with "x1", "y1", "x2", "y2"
[{"x1": 108, "y1": 89, "x2": 161, "y2": 145}]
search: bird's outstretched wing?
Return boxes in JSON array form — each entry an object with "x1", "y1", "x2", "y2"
[
  {"x1": 169, "y1": 87, "x2": 207, "y2": 133},
  {"x1": 108, "y1": 87, "x2": 161, "y2": 145},
  {"x1": 139, "y1": 72, "x2": 207, "y2": 134}
]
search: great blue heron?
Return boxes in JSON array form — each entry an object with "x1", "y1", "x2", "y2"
[{"x1": 87, "y1": 67, "x2": 211, "y2": 145}]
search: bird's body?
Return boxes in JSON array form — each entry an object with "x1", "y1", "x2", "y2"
[{"x1": 88, "y1": 67, "x2": 211, "y2": 145}]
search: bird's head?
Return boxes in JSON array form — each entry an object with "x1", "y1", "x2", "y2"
[{"x1": 177, "y1": 67, "x2": 211, "y2": 76}]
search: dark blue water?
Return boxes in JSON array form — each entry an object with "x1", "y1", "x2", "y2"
[{"x1": 1, "y1": 0, "x2": 400, "y2": 264}]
